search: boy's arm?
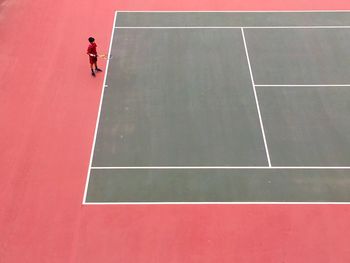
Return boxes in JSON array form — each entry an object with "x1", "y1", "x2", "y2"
[{"x1": 87, "y1": 46, "x2": 96, "y2": 57}]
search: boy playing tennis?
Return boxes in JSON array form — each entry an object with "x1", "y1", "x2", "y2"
[{"x1": 87, "y1": 37, "x2": 103, "y2": 77}]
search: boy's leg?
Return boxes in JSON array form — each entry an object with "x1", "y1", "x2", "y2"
[
  {"x1": 90, "y1": 63, "x2": 95, "y2": 76},
  {"x1": 95, "y1": 62, "x2": 102, "y2": 72}
]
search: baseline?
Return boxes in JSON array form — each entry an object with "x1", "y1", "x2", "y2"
[
  {"x1": 115, "y1": 26, "x2": 350, "y2": 29},
  {"x1": 91, "y1": 166, "x2": 350, "y2": 169}
]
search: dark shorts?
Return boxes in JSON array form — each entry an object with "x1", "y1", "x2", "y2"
[{"x1": 89, "y1": 55, "x2": 97, "y2": 64}]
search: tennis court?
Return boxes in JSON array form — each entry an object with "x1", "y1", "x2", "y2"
[{"x1": 84, "y1": 11, "x2": 350, "y2": 203}]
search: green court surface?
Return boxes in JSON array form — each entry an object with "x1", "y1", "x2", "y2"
[{"x1": 85, "y1": 12, "x2": 350, "y2": 203}]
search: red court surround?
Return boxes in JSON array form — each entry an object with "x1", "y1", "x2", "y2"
[{"x1": 1, "y1": 0, "x2": 350, "y2": 262}]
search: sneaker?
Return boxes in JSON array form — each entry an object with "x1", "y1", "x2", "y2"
[
  {"x1": 95, "y1": 68, "x2": 103, "y2": 72},
  {"x1": 92, "y1": 71, "x2": 96, "y2": 77}
]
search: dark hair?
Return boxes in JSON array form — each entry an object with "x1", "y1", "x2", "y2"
[{"x1": 88, "y1": 37, "x2": 95, "y2": 43}]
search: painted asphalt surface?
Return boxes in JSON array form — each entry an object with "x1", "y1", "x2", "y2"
[
  {"x1": 3, "y1": 0, "x2": 350, "y2": 260},
  {"x1": 86, "y1": 12, "x2": 350, "y2": 203}
]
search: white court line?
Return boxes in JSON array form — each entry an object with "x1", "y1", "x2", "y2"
[
  {"x1": 115, "y1": 26, "x2": 350, "y2": 29},
  {"x1": 84, "y1": 202, "x2": 350, "y2": 205},
  {"x1": 241, "y1": 28, "x2": 271, "y2": 167},
  {"x1": 82, "y1": 11, "x2": 118, "y2": 204},
  {"x1": 117, "y1": 10, "x2": 350, "y2": 13},
  {"x1": 91, "y1": 166, "x2": 350, "y2": 169},
  {"x1": 256, "y1": 84, "x2": 350, "y2": 87}
]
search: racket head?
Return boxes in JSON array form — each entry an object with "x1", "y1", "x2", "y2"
[{"x1": 99, "y1": 54, "x2": 112, "y2": 60}]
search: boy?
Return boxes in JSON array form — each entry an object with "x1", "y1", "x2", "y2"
[{"x1": 87, "y1": 37, "x2": 102, "y2": 77}]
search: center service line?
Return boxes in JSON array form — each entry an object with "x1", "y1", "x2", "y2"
[{"x1": 241, "y1": 27, "x2": 272, "y2": 167}]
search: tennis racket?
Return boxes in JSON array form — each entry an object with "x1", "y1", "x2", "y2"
[{"x1": 98, "y1": 54, "x2": 112, "y2": 60}]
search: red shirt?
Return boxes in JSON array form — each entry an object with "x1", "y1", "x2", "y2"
[{"x1": 87, "y1": 42, "x2": 97, "y2": 56}]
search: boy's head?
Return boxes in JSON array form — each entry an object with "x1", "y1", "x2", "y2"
[{"x1": 88, "y1": 37, "x2": 95, "y2": 43}]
